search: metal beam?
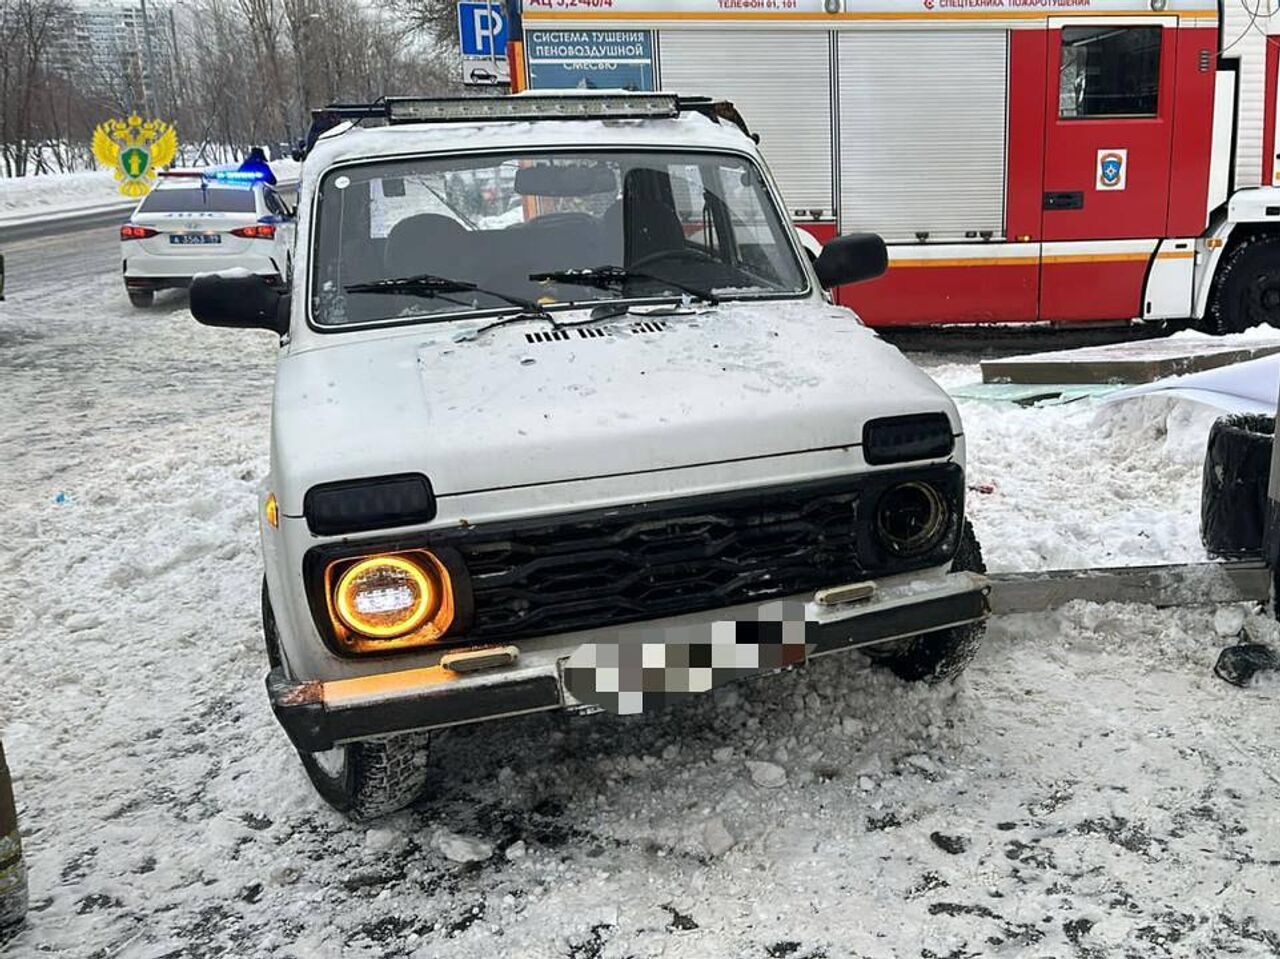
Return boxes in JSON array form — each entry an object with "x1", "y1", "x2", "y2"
[{"x1": 988, "y1": 560, "x2": 1271, "y2": 615}]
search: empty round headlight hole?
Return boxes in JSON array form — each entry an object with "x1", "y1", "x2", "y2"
[{"x1": 874, "y1": 481, "x2": 949, "y2": 556}]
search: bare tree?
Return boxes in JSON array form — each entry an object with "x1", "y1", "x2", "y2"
[{"x1": 1, "y1": 0, "x2": 458, "y2": 176}]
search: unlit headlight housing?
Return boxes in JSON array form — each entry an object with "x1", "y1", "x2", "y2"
[
  {"x1": 863, "y1": 413, "x2": 954, "y2": 466},
  {"x1": 326, "y1": 550, "x2": 454, "y2": 652},
  {"x1": 874, "y1": 481, "x2": 950, "y2": 557},
  {"x1": 304, "y1": 473, "x2": 436, "y2": 536}
]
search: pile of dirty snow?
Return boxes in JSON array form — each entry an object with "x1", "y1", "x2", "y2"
[
  {"x1": 0, "y1": 170, "x2": 123, "y2": 219},
  {"x1": 917, "y1": 356, "x2": 1229, "y2": 572}
]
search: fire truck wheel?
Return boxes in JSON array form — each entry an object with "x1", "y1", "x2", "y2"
[
  {"x1": 262, "y1": 578, "x2": 432, "y2": 819},
  {"x1": 1208, "y1": 235, "x2": 1280, "y2": 334},
  {"x1": 862, "y1": 520, "x2": 988, "y2": 683},
  {"x1": 127, "y1": 289, "x2": 154, "y2": 308}
]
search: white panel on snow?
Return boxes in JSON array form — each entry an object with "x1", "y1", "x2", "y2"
[
  {"x1": 837, "y1": 31, "x2": 1008, "y2": 241},
  {"x1": 658, "y1": 31, "x2": 833, "y2": 214}
]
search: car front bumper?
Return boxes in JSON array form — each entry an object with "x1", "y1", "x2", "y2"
[{"x1": 267, "y1": 570, "x2": 991, "y2": 753}]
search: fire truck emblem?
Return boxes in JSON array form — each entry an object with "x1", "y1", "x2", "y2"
[
  {"x1": 92, "y1": 116, "x2": 178, "y2": 198},
  {"x1": 1097, "y1": 148, "x2": 1127, "y2": 191}
]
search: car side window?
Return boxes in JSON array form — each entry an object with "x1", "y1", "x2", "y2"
[
  {"x1": 1059, "y1": 26, "x2": 1161, "y2": 119},
  {"x1": 264, "y1": 189, "x2": 288, "y2": 217}
]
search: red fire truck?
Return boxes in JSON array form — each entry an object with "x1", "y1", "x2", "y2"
[{"x1": 504, "y1": 0, "x2": 1280, "y2": 332}]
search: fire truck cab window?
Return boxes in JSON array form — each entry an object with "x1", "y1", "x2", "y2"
[{"x1": 1059, "y1": 26, "x2": 1161, "y2": 119}]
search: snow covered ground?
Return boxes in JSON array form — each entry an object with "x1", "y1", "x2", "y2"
[{"x1": 1, "y1": 230, "x2": 1279, "y2": 957}]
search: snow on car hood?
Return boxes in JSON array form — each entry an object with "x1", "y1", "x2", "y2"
[{"x1": 270, "y1": 301, "x2": 960, "y2": 514}]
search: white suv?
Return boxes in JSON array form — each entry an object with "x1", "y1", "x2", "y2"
[
  {"x1": 191, "y1": 94, "x2": 989, "y2": 819},
  {"x1": 121, "y1": 170, "x2": 294, "y2": 307}
]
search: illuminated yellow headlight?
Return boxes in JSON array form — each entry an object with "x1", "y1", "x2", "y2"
[{"x1": 332, "y1": 553, "x2": 453, "y2": 645}]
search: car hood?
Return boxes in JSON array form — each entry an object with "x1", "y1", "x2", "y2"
[{"x1": 271, "y1": 302, "x2": 960, "y2": 515}]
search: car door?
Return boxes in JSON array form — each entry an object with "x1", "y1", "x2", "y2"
[{"x1": 263, "y1": 187, "x2": 296, "y2": 280}]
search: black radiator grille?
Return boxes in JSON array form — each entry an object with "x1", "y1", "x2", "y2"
[{"x1": 430, "y1": 468, "x2": 961, "y2": 642}]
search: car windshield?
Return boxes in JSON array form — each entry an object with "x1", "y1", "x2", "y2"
[
  {"x1": 310, "y1": 149, "x2": 808, "y2": 328},
  {"x1": 140, "y1": 186, "x2": 257, "y2": 213}
]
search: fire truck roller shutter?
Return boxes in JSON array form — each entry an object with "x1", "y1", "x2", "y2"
[
  {"x1": 837, "y1": 31, "x2": 1008, "y2": 242},
  {"x1": 658, "y1": 31, "x2": 833, "y2": 217}
]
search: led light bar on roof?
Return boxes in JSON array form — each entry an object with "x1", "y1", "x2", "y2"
[
  {"x1": 204, "y1": 169, "x2": 267, "y2": 184},
  {"x1": 385, "y1": 94, "x2": 680, "y2": 125}
]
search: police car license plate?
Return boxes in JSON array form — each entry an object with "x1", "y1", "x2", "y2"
[{"x1": 169, "y1": 234, "x2": 220, "y2": 245}]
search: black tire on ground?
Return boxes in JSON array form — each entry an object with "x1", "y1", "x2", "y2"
[
  {"x1": 1206, "y1": 235, "x2": 1280, "y2": 334},
  {"x1": 862, "y1": 520, "x2": 988, "y2": 683},
  {"x1": 261, "y1": 578, "x2": 432, "y2": 820},
  {"x1": 1201, "y1": 414, "x2": 1274, "y2": 557},
  {"x1": 261, "y1": 577, "x2": 283, "y2": 670},
  {"x1": 299, "y1": 734, "x2": 433, "y2": 821},
  {"x1": 127, "y1": 289, "x2": 154, "y2": 308},
  {"x1": 0, "y1": 742, "x2": 28, "y2": 931}
]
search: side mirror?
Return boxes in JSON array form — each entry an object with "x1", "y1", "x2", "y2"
[
  {"x1": 813, "y1": 232, "x2": 888, "y2": 289},
  {"x1": 190, "y1": 272, "x2": 289, "y2": 335}
]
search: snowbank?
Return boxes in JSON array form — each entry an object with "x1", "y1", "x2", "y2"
[
  {"x1": 0, "y1": 170, "x2": 123, "y2": 218},
  {"x1": 0, "y1": 158, "x2": 301, "y2": 223},
  {"x1": 919, "y1": 356, "x2": 1224, "y2": 572}
]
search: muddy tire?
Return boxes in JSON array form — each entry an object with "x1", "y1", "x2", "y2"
[
  {"x1": 261, "y1": 578, "x2": 431, "y2": 820},
  {"x1": 1206, "y1": 235, "x2": 1280, "y2": 334},
  {"x1": 261, "y1": 577, "x2": 283, "y2": 670},
  {"x1": 0, "y1": 743, "x2": 27, "y2": 931},
  {"x1": 300, "y1": 735, "x2": 432, "y2": 821},
  {"x1": 127, "y1": 289, "x2": 154, "y2": 308},
  {"x1": 863, "y1": 520, "x2": 988, "y2": 683}
]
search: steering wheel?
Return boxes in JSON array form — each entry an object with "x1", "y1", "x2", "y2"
[{"x1": 628, "y1": 247, "x2": 718, "y2": 272}]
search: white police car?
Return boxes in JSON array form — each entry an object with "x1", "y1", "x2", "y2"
[
  {"x1": 120, "y1": 168, "x2": 294, "y2": 308},
  {"x1": 190, "y1": 94, "x2": 989, "y2": 819}
]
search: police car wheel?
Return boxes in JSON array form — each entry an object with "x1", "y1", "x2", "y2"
[
  {"x1": 1209, "y1": 235, "x2": 1280, "y2": 334},
  {"x1": 127, "y1": 289, "x2": 154, "y2": 308},
  {"x1": 261, "y1": 578, "x2": 432, "y2": 819},
  {"x1": 862, "y1": 520, "x2": 987, "y2": 684},
  {"x1": 299, "y1": 735, "x2": 432, "y2": 821}
]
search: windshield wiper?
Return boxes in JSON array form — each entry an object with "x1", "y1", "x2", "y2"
[
  {"x1": 529, "y1": 265, "x2": 719, "y2": 306},
  {"x1": 345, "y1": 272, "x2": 546, "y2": 315}
]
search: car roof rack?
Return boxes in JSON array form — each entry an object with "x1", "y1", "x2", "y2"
[{"x1": 297, "y1": 93, "x2": 754, "y2": 156}]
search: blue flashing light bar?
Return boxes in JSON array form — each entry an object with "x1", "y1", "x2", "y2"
[{"x1": 204, "y1": 168, "x2": 267, "y2": 184}]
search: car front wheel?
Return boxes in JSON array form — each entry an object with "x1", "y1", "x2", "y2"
[
  {"x1": 0, "y1": 742, "x2": 27, "y2": 932},
  {"x1": 299, "y1": 734, "x2": 433, "y2": 821},
  {"x1": 862, "y1": 520, "x2": 988, "y2": 683},
  {"x1": 261, "y1": 578, "x2": 432, "y2": 820}
]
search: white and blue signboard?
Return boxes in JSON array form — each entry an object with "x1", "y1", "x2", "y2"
[
  {"x1": 458, "y1": 1, "x2": 509, "y2": 57},
  {"x1": 526, "y1": 30, "x2": 655, "y2": 91}
]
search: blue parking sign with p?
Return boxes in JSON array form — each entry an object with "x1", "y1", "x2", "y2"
[{"x1": 458, "y1": 1, "x2": 508, "y2": 57}]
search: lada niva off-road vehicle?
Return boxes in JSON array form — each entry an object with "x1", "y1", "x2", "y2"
[{"x1": 191, "y1": 93, "x2": 989, "y2": 819}]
